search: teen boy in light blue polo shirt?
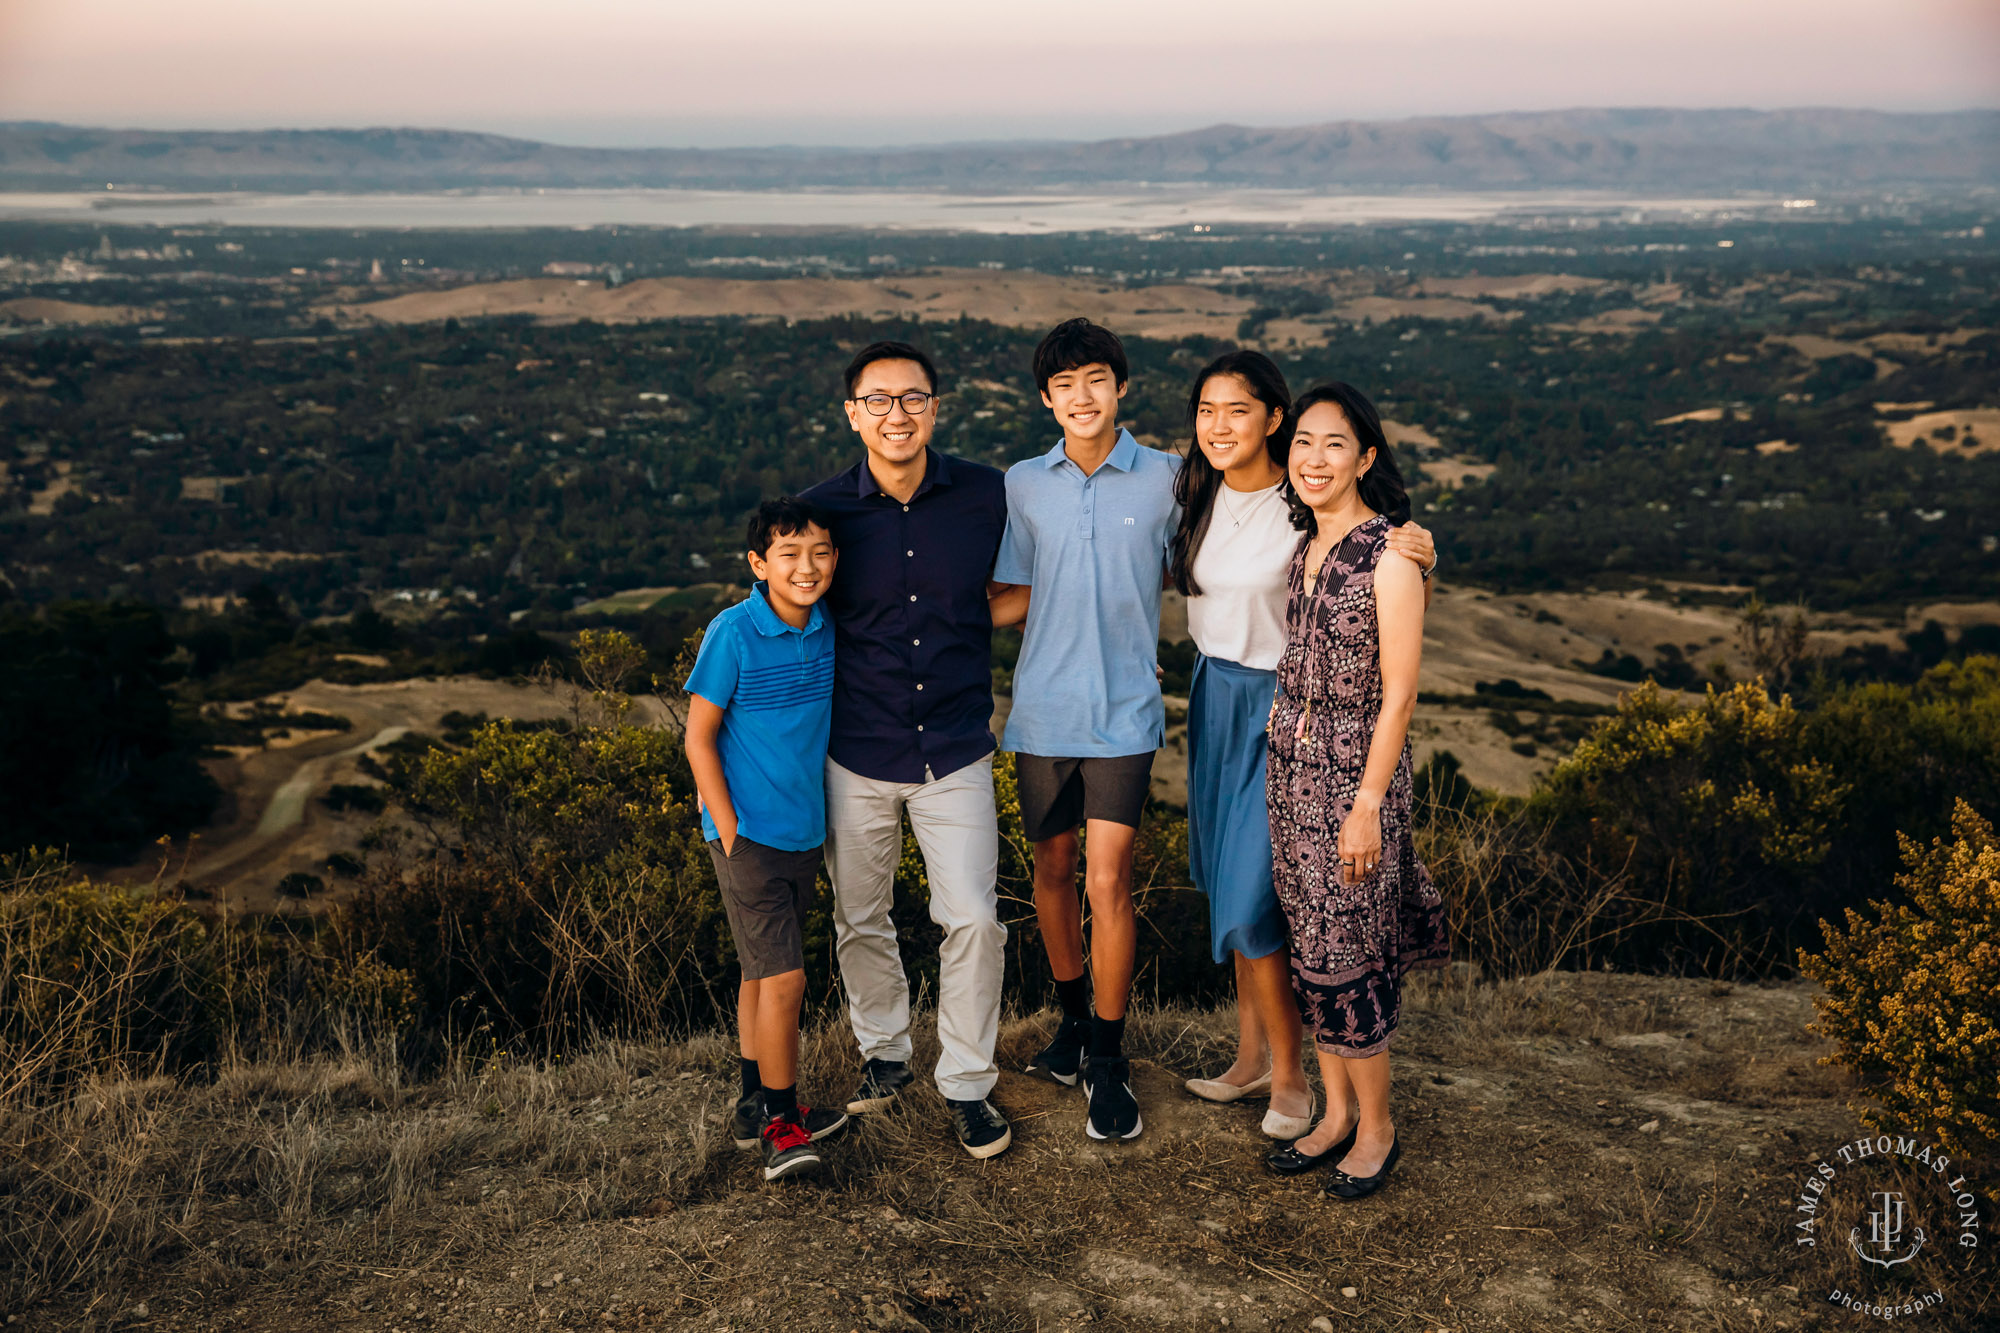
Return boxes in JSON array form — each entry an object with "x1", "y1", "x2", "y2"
[
  {"x1": 990, "y1": 318, "x2": 1179, "y2": 1142},
  {"x1": 683, "y1": 496, "x2": 848, "y2": 1181}
]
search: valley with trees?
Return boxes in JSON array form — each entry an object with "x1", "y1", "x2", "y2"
[{"x1": 1, "y1": 199, "x2": 1996, "y2": 1328}]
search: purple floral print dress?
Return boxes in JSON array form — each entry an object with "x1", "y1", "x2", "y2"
[{"x1": 1266, "y1": 514, "x2": 1449, "y2": 1057}]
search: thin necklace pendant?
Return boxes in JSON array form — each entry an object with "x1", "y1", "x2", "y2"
[
  {"x1": 1304, "y1": 538, "x2": 1331, "y2": 593},
  {"x1": 1220, "y1": 483, "x2": 1247, "y2": 528}
]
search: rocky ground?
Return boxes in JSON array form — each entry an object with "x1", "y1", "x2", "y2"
[{"x1": 9, "y1": 970, "x2": 1989, "y2": 1332}]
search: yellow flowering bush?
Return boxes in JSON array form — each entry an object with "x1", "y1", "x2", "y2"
[{"x1": 1800, "y1": 801, "x2": 2000, "y2": 1172}]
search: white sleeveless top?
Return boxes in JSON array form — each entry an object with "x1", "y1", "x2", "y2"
[{"x1": 1185, "y1": 480, "x2": 1295, "y2": 672}]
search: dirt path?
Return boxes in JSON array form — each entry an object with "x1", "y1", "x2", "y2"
[
  {"x1": 172, "y1": 725, "x2": 413, "y2": 894},
  {"x1": 136, "y1": 677, "x2": 669, "y2": 910},
  {"x1": 252, "y1": 725, "x2": 409, "y2": 837}
]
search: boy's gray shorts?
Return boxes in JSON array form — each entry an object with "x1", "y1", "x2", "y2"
[{"x1": 707, "y1": 837, "x2": 822, "y2": 979}]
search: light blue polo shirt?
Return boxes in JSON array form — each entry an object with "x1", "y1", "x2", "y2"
[
  {"x1": 684, "y1": 583, "x2": 835, "y2": 851},
  {"x1": 994, "y1": 427, "x2": 1181, "y2": 758}
]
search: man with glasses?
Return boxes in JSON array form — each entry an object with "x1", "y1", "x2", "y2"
[{"x1": 800, "y1": 340, "x2": 1015, "y2": 1159}]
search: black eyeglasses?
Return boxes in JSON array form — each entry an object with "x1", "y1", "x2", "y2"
[{"x1": 849, "y1": 391, "x2": 937, "y2": 416}]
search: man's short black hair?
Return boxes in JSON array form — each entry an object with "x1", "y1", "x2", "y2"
[
  {"x1": 843, "y1": 340, "x2": 939, "y2": 398},
  {"x1": 746, "y1": 495, "x2": 836, "y2": 556},
  {"x1": 1032, "y1": 318, "x2": 1128, "y2": 392}
]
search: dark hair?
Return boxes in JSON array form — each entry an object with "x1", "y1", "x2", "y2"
[
  {"x1": 1168, "y1": 350, "x2": 1293, "y2": 596},
  {"x1": 1032, "y1": 317, "x2": 1128, "y2": 392},
  {"x1": 843, "y1": 340, "x2": 938, "y2": 398},
  {"x1": 1284, "y1": 382, "x2": 1410, "y2": 535},
  {"x1": 746, "y1": 495, "x2": 836, "y2": 555}
]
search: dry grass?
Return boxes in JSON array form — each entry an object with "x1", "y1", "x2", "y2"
[
  {"x1": 1881, "y1": 407, "x2": 2000, "y2": 457},
  {"x1": 314, "y1": 270, "x2": 1255, "y2": 341},
  {"x1": 6, "y1": 972, "x2": 1989, "y2": 1332},
  {"x1": 0, "y1": 298, "x2": 162, "y2": 327}
]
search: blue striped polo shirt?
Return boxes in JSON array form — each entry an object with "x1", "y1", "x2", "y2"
[{"x1": 683, "y1": 582, "x2": 835, "y2": 851}]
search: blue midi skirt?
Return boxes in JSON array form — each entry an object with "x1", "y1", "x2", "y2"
[{"x1": 1186, "y1": 652, "x2": 1288, "y2": 965}]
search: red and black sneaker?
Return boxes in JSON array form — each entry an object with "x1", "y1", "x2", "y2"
[
  {"x1": 734, "y1": 1096, "x2": 848, "y2": 1150},
  {"x1": 760, "y1": 1114, "x2": 823, "y2": 1181},
  {"x1": 797, "y1": 1103, "x2": 849, "y2": 1142}
]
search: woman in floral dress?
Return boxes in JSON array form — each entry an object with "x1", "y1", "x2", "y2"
[{"x1": 1265, "y1": 381, "x2": 1450, "y2": 1199}]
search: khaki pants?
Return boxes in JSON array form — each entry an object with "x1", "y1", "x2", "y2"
[{"x1": 824, "y1": 754, "x2": 1005, "y2": 1102}]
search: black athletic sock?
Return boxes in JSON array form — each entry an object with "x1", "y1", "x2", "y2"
[
  {"x1": 739, "y1": 1057, "x2": 761, "y2": 1099},
  {"x1": 1090, "y1": 1014, "x2": 1126, "y2": 1059},
  {"x1": 761, "y1": 1083, "x2": 799, "y2": 1124},
  {"x1": 1054, "y1": 973, "x2": 1090, "y2": 1021}
]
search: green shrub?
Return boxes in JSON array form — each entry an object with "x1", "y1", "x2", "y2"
[
  {"x1": 340, "y1": 631, "x2": 729, "y2": 1044},
  {"x1": 1529, "y1": 680, "x2": 1849, "y2": 968},
  {"x1": 1800, "y1": 801, "x2": 1999, "y2": 1178},
  {"x1": 1801, "y1": 655, "x2": 2000, "y2": 901},
  {"x1": 0, "y1": 859, "x2": 252, "y2": 1094},
  {"x1": 1416, "y1": 659, "x2": 2000, "y2": 977}
]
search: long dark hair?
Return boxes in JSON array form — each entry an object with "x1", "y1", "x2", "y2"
[
  {"x1": 1284, "y1": 381, "x2": 1410, "y2": 536},
  {"x1": 1169, "y1": 350, "x2": 1293, "y2": 596}
]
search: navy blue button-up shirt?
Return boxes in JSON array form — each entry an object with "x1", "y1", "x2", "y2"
[{"x1": 802, "y1": 449, "x2": 1009, "y2": 784}]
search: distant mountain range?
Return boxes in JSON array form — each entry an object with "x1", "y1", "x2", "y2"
[{"x1": 3, "y1": 108, "x2": 1996, "y2": 192}]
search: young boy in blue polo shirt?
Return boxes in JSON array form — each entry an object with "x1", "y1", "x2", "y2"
[
  {"x1": 683, "y1": 496, "x2": 850, "y2": 1180},
  {"x1": 990, "y1": 318, "x2": 1179, "y2": 1142}
]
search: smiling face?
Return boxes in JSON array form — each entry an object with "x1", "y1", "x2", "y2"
[
  {"x1": 747, "y1": 521, "x2": 837, "y2": 619},
  {"x1": 1288, "y1": 401, "x2": 1376, "y2": 514},
  {"x1": 843, "y1": 357, "x2": 936, "y2": 470},
  {"x1": 1195, "y1": 372, "x2": 1284, "y2": 482},
  {"x1": 1040, "y1": 360, "x2": 1127, "y2": 448}
]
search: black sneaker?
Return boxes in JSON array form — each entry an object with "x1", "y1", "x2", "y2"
[
  {"x1": 731, "y1": 1090, "x2": 761, "y2": 1149},
  {"x1": 800, "y1": 1103, "x2": 849, "y2": 1141},
  {"x1": 947, "y1": 1097, "x2": 1013, "y2": 1160},
  {"x1": 1082, "y1": 1055, "x2": 1143, "y2": 1141},
  {"x1": 734, "y1": 1093, "x2": 850, "y2": 1149},
  {"x1": 1024, "y1": 1015, "x2": 1090, "y2": 1087},
  {"x1": 760, "y1": 1115, "x2": 821, "y2": 1181},
  {"x1": 845, "y1": 1058, "x2": 914, "y2": 1114}
]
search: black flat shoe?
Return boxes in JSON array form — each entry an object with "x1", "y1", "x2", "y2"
[
  {"x1": 1325, "y1": 1133, "x2": 1401, "y2": 1199},
  {"x1": 1265, "y1": 1126, "x2": 1357, "y2": 1176}
]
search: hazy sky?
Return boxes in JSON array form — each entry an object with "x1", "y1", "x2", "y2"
[{"x1": 3, "y1": 0, "x2": 1996, "y2": 147}]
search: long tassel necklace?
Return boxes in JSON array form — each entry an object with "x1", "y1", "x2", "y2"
[{"x1": 1294, "y1": 534, "x2": 1335, "y2": 748}]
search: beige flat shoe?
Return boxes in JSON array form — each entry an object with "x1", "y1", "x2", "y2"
[
  {"x1": 1261, "y1": 1101, "x2": 1316, "y2": 1140},
  {"x1": 1183, "y1": 1070, "x2": 1273, "y2": 1103}
]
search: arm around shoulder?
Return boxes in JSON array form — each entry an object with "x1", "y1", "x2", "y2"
[{"x1": 988, "y1": 580, "x2": 1029, "y2": 629}]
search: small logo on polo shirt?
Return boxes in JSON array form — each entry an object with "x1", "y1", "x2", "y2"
[{"x1": 1124, "y1": 517, "x2": 1135, "y2": 524}]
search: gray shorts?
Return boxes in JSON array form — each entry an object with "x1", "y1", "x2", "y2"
[
  {"x1": 1014, "y1": 752, "x2": 1156, "y2": 843},
  {"x1": 707, "y1": 837, "x2": 822, "y2": 980}
]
